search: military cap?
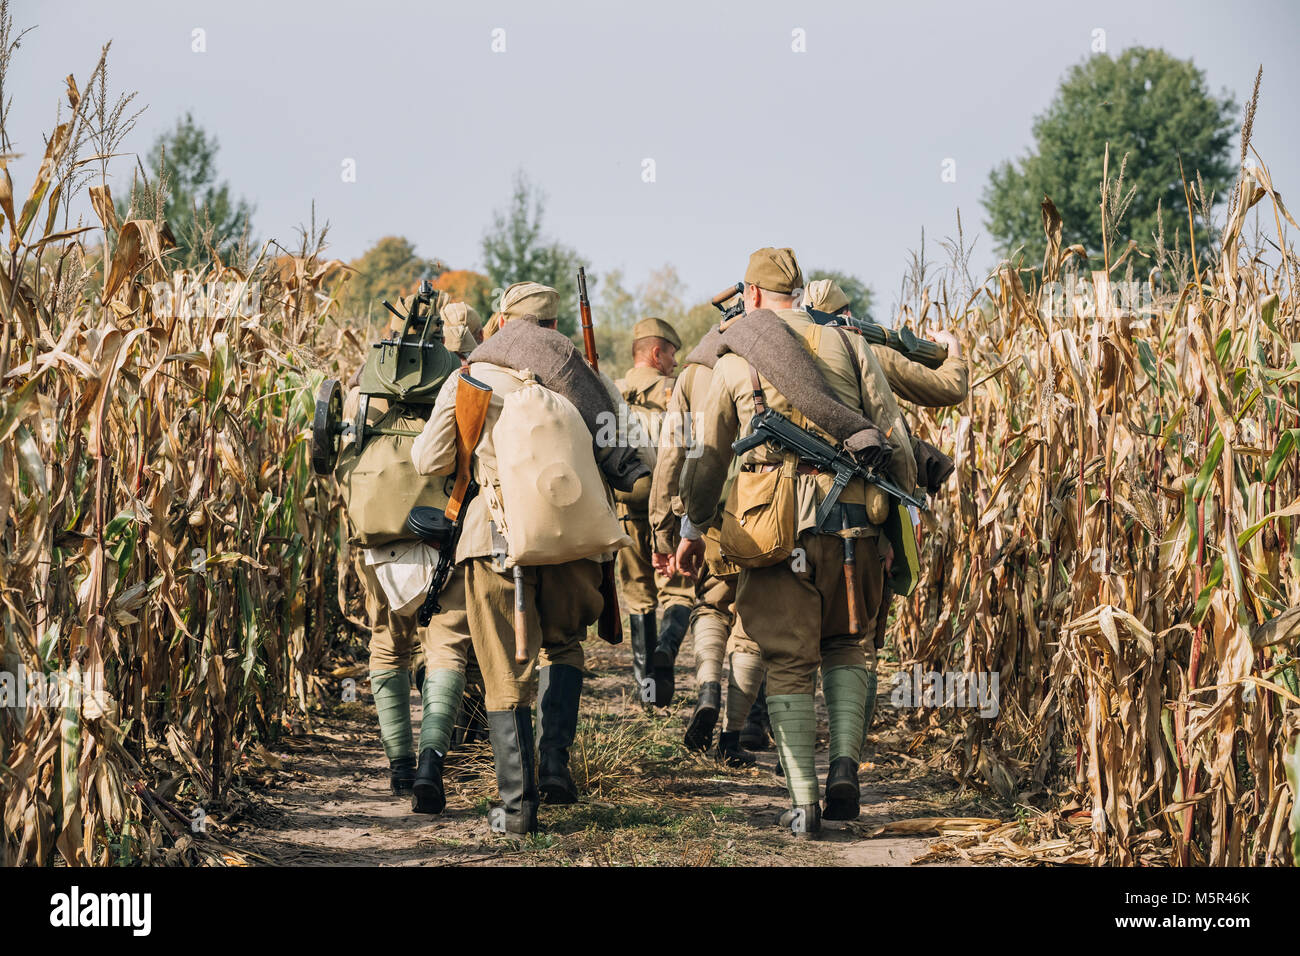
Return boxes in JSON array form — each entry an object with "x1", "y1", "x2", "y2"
[
  {"x1": 744, "y1": 247, "x2": 804, "y2": 294},
  {"x1": 441, "y1": 302, "x2": 482, "y2": 353},
  {"x1": 631, "y1": 316, "x2": 682, "y2": 350},
  {"x1": 803, "y1": 278, "x2": 850, "y2": 314},
  {"x1": 499, "y1": 281, "x2": 559, "y2": 323}
]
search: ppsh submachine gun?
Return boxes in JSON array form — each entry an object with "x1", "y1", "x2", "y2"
[
  {"x1": 311, "y1": 279, "x2": 462, "y2": 475},
  {"x1": 706, "y1": 282, "x2": 949, "y2": 370}
]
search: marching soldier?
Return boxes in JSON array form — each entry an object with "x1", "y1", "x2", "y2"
[
  {"x1": 803, "y1": 278, "x2": 968, "y2": 750},
  {"x1": 337, "y1": 290, "x2": 473, "y2": 815},
  {"x1": 412, "y1": 282, "x2": 644, "y2": 836},
  {"x1": 614, "y1": 318, "x2": 696, "y2": 707},
  {"x1": 677, "y1": 247, "x2": 915, "y2": 838},
  {"x1": 649, "y1": 326, "x2": 765, "y2": 764}
]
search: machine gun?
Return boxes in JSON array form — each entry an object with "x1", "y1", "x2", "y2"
[
  {"x1": 310, "y1": 279, "x2": 460, "y2": 475},
  {"x1": 732, "y1": 407, "x2": 928, "y2": 532}
]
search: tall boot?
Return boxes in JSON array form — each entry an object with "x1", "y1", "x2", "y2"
[
  {"x1": 768, "y1": 693, "x2": 821, "y2": 839},
  {"x1": 685, "y1": 682, "x2": 721, "y2": 752},
  {"x1": 487, "y1": 707, "x2": 539, "y2": 836},
  {"x1": 412, "y1": 669, "x2": 464, "y2": 814},
  {"x1": 537, "y1": 664, "x2": 583, "y2": 805},
  {"x1": 652, "y1": 604, "x2": 691, "y2": 707},
  {"x1": 715, "y1": 730, "x2": 756, "y2": 767},
  {"x1": 629, "y1": 611, "x2": 657, "y2": 707},
  {"x1": 739, "y1": 676, "x2": 771, "y2": 751},
  {"x1": 371, "y1": 668, "x2": 415, "y2": 795}
]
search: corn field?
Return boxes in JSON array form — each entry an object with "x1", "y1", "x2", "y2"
[
  {"x1": 897, "y1": 158, "x2": 1300, "y2": 866},
  {"x1": 3, "y1": 36, "x2": 1299, "y2": 870}
]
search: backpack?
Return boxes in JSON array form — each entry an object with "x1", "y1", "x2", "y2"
[
  {"x1": 492, "y1": 377, "x2": 630, "y2": 565},
  {"x1": 336, "y1": 403, "x2": 451, "y2": 547}
]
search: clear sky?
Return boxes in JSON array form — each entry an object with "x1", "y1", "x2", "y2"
[{"x1": 7, "y1": 0, "x2": 1299, "y2": 315}]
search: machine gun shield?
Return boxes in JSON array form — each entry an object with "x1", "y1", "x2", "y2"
[{"x1": 311, "y1": 377, "x2": 344, "y2": 476}]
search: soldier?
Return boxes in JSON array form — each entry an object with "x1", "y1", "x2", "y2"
[
  {"x1": 614, "y1": 318, "x2": 696, "y2": 708},
  {"x1": 411, "y1": 282, "x2": 645, "y2": 836},
  {"x1": 441, "y1": 301, "x2": 483, "y2": 360},
  {"x1": 803, "y1": 278, "x2": 967, "y2": 750},
  {"x1": 649, "y1": 325, "x2": 765, "y2": 765},
  {"x1": 336, "y1": 290, "x2": 471, "y2": 815},
  {"x1": 677, "y1": 247, "x2": 915, "y2": 838}
]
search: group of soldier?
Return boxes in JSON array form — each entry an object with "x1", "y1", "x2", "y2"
[{"x1": 338, "y1": 246, "x2": 967, "y2": 839}]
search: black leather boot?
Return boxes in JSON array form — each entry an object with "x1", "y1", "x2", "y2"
[
  {"x1": 629, "y1": 612, "x2": 657, "y2": 707},
  {"x1": 537, "y1": 664, "x2": 582, "y2": 805},
  {"x1": 389, "y1": 755, "x2": 416, "y2": 796},
  {"x1": 411, "y1": 748, "x2": 446, "y2": 814},
  {"x1": 823, "y1": 756, "x2": 860, "y2": 821},
  {"x1": 714, "y1": 730, "x2": 757, "y2": 767},
  {"x1": 739, "y1": 681, "x2": 771, "y2": 750},
  {"x1": 684, "y1": 681, "x2": 721, "y2": 752},
  {"x1": 779, "y1": 803, "x2": 822, "y2": 839},
  {"x1": 487, "y1": 707, "x2": 539, "y2": 836},
  {"x1": 652, "y1": 604, "x2": 690, "y2": 707}
]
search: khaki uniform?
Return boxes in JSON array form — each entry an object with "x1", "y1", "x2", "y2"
[
  {"x1": 343, "y1": 390, "x2": 473, "y2": 678},
  {"x1": 649, "y1": 361, "x2": 760, "y2": 660},
  {"x1": 411, "y1": 361, "x2": 603, "y2": 710},
  {"x1": 614, "y1": 365, "x2": 693, "y2": 614},
  {"x1": 680, "y1": 309, "x2": 916, "y2": 697}
]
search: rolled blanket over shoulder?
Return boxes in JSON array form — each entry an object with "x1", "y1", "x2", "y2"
[
  {"x1": 716, "y1": 308, "x2": 882, "y2": 454},
  {"x1": 469, "y1": 320, "x2": 650, "y2": 492},
  {"x1": 681, "y1": 325, "x2": 726, "y2": 369}
]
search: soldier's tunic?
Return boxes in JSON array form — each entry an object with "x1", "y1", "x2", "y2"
[
  {"x1": 614, "y1": 365, "x2": 694, "y2": 616},
  {"x1": 411, "y1": 362, "x2": 602, "y2": 711},
  {"x1": 649, "y1": 361, "x2": 761, "y2": 661},
  {"x1": 680, "y1": 308, "x2": 916, "y2": 696}
]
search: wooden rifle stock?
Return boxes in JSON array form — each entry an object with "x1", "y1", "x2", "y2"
[
  {"x1": 577, "y1": 266, "x2": 598, "y2": 372},
  {"x1": 448, "y1": 371, "x2": 493, "y2": 521},
  {"x1": 576, "y1": 266, "x2": 624, "y2": 646}
]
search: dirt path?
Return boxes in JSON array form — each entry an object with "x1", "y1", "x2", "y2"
[{"x1": 225, "y1": 637, "x2": 995, "y2": 866}]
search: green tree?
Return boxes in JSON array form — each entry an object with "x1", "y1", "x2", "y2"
[
  {"x1": 481, "y1": 172, "x2": 590, "y2": 337},
  {"x1": 983, "y1": 47, "x2": 1236, "y2": 263},
  {"x1": 806, "y1": 269, "x2": 875, "y2": 321},
  {"x1": 122, "y1": 113, "x2": 256, "y2": 268},
  {"x1": 339, "y1": 236, "x2": 443, "y2": 321}
]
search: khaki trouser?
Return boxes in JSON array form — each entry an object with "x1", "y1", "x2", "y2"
[
  {"x1": 617, "y1": 514, "x2": 694, "y2": 614},
  {"x1": 362, "y1": 559, "x2": 477, "y2": 680},
  {"x1": 694, "y1": 568, "x2": 761, "y2": 658},
  {"x1": 464, "y1": 557, "x2": 603, "y2": 710},
  {"x1": 734, "y1": 531, "x2": 883, "y2": 696}
]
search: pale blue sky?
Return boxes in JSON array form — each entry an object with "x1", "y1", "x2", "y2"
[{"x1": 8, "y1": 0, "x2": 1299, "y2": 315}]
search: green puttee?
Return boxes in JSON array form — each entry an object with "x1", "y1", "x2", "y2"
[
  {"x1": 371, "y1": 668, "x2": 414, "y2": 762},
  {"x1": 768, "y1": 694, "x2": 818, "y2": 805},
  {"x1": 419, "y1": 668, "x2": 466, "y2": 755},
  {"x1": 860, "y1": 669, "x2": 878, "y2": 760},
  {"x1": 823, "y1": 666, "x2": 870, "y2": 762},
  {"x1": 692, "y1": 614, "x2": 729, "y2": 685}
]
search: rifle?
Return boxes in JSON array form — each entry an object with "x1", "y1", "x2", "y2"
[
  {"x1": 709, "y1": 282, "x2": 745, "y2": 323},
  {"x1": 806, "y1": 307, "x2": 948, "y2": 370},
  {"x1": 412, "y1": 370, "x2": 494, "y2": 626},
  {"x1": 577, "y1": 266, "x2": 599, "y2": 372},
  {"x1": 576, "y1": 266, "x2": 624, "y2": 647},
  {"x1": 732, "y1": 407, "x2": 928, "y2": 534}
]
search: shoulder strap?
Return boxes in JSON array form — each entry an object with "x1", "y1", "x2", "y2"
[
  {"x1": 748, "y1": 364, "x2": 767, "y2": 413},
  {"x1": 831, "y1": 325, "x2": 863, "y2": 383}
]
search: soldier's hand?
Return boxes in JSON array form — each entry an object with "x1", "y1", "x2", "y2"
[
  {"x1": 932, "y1": 329, "x2": 961, "y2": 359},
  {"x1": 851, "y1": 425, "x2": 893, "y2": 472},
  {"x1": 673, "y1": 538, "x2": 705, "y2": 579},
  {"x1": 652, "y1": 552, "x2": 673, "y2": 576}
]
